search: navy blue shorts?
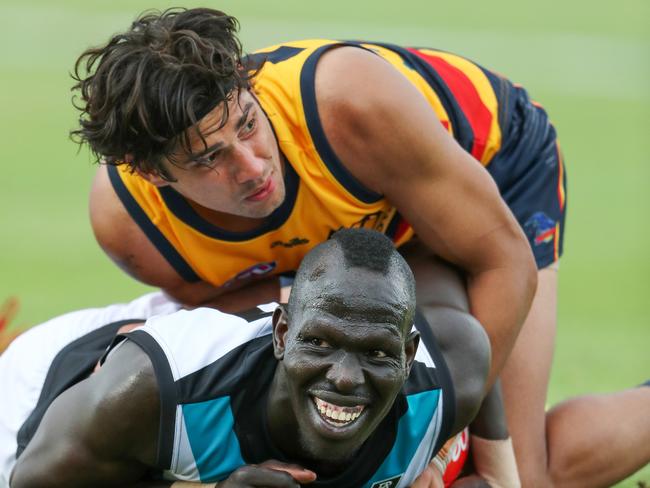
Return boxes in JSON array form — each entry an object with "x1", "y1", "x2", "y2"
[{"x1": 486, "y1": 86, "x2": 567, "y2": 269}]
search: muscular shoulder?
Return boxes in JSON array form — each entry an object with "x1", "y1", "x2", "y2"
[
  {"x1": 313, "y1": 46, "x2": 447, "y2": 195},
  {"x1": 89, "y1": 165, "x2": 150, "y2": 272},
  {"x1": 89, "y1": 166, "x2": 192, "y2": 297},
  {"x1": 10, "y1": 340, "x2": 159, "y2": 487},
  {"x1": 69, "y1": 340, "x2": 162, "y2": 468}
]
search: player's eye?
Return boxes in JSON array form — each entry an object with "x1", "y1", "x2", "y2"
[
  {"x1": 368, "y1": 349, "x2": 388, "y2": 359},
  {"x1": 242, "y1": 117, "x2": 256, "y2": 134},
  {"x1": 194, "y1": 151, "x2": 221, "y2": 168},
  {"x1": 308, "y1": 337, "x2": 331, "y2": 348}
]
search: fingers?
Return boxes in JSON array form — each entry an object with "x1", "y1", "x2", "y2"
[
  {"x1": 410, "y1": 465, "x2": 444, "y2": 488},
  {"x1": 259, "y1": 460, "x2": 317, "y2": 484},
  {"x1": 225, "y1": 461, "x2": 316, "y2": 487}
]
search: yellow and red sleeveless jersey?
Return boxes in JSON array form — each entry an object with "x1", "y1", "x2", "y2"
[{"x1": 109, "y1": 39, "x2": 512, "y2": 288}]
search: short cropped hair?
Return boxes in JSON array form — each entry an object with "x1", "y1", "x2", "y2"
[
  {"x1": 71, "y1": 8, "x2": 251, "y2": 180},
  {"x1": 331, "y1": 227, "x2": 397, "y2": 274},
  {"x1": 289, "y1": 229, "x2": 416, "y2": 321}
]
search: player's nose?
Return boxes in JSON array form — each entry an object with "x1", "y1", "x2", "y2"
[
  {"x1": 325, "y1": 352, "x2": 365, "y2": 394},
  {"x1": 232, "y1": 143, "x2": 265, "y2": 183}
]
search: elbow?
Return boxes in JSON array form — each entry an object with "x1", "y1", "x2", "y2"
[
  {"x1": 429, "y1": 307, "x2": 491, "y2": 434},
  {"x1": 453, "y1": 321, "x2": 491, "y2": 429}
]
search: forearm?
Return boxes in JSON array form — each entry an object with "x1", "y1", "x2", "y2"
[
  {"x1": 164, "y1": 276, "x2": 282, "y2": 312},
  {"x1": 467, "y1": 261, "x2": 536, "y2": 389}
]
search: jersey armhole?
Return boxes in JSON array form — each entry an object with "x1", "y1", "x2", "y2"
[
  {"x1": 413, "y1": 308, "x2": 456, "y2": 454},
  {"x1": 119, "y1": 329, "x2": 177, "y2": 470},
  {"x1": 299, "y1": 42, "x2": 385, "y2": 204},
  {"x1": 106, "y1": 165, "x2": 201, "y2": 283}
]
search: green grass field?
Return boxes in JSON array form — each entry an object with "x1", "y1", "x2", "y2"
[{"x1": 1, "y1": 0, "x2": 648, "y2": 485}]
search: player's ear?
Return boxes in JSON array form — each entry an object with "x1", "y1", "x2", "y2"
[
  {"x1": 272, "y1": 305, "x2": 289, "y2": 359},
  {"x1": 404, "y1": 330, "x2": 420, "y2": 374}
]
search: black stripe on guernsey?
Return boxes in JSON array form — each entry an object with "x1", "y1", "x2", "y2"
[
  {"x1": 413, "y1": 308, "x2": 456, "y2": 453},
  {"x1": 300, "y1": 43, "x2": 384, "y2": 204},
  {"x1": 367, "y1": 42, "x2": 475, "y2": 155},
  {"x1": 231, "y1": 307, "x2": 274, "y2": 323},
  {"x1": 476, "y1": 66, "x2": 514, "y2": 144},
  {"x1": 157, "y1": 155, "x2": 299, "y2": 241},
  {"x1": 176, "y1": 335, "x2": 272, "y2": 403},
  {"x1": 384, "y1": 210, "x2": 404, "y2": 241},
  {"x1": 15, "y1": 319, "x2": 145, "y2": 459},
  {"x1": 243, "y1": 45, "x2": 306, "y2": 69},
  {"x1": 122, "y1": 329, "x2": 177, "y2": 469},
  {"x1": 107, "y1": 165, "x2": 201, "y2": 282}
]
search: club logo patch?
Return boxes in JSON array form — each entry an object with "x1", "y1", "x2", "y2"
[
  {"x1": 524, "y1": 211, "x2": 557, "y2": 246},
  {"x1": 223, "y1": 261, "x2": 277, "y2": 288},
  {"x1": 371, "y1": 474, "x2": 403, "y2": 488}
]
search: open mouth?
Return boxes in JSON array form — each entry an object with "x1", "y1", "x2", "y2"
[{"x1": 312, "y1": 396, "x2": 365, "y2": 427}]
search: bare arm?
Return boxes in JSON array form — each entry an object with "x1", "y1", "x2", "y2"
[
  {"x1": 10, "y1": 336, "x2": 315, "y2": 488},
  {"x1": 403, "y1": 243, "x2": 490, "y2": 434},
  {"x1": 10, "y1": 341, "x2": 159, "y2": 488},
  {"x1": 90, "y1": 166, "x2": 281, "y2": 310},
  {"x1": 315, "y1": 47, "x2": 537, "y2": 388}
]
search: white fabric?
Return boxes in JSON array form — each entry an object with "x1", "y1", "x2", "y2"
[
  {"x1": 0, "y1": 292, "x2": 180, "y2": 487},
  {"x1": 471, "y1": 435, "x2": 521, "y2": 488}
]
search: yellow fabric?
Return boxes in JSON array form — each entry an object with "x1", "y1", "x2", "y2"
[{"x1": 115, "y1": 39, "x2": 504, "y2": 288}]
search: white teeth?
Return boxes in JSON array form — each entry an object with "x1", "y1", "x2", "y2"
[{"x1": 313, "y1": 396, "x2": 365, "y2": 425}]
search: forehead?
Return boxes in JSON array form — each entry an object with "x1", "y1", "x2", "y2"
[
  {"x1": 298, "y1": 306, "x2": 405, "y2": 348},
  {"x1": 192, "y1": 90, "x2": 255, "y2": 140},
  {"x1": 295, "y1": 265, "x2": 411, "y2": 334},
  {"x1": 170, "y1": 90, "x2": 256, "y2": 160}
]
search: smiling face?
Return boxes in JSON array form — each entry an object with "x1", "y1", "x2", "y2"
[
  {"x1": 269, "y1": 249, "x2": 418, "y2": 467},
  {"x1": 142, "y1": 90, "x2": 285, "y2": 225}
]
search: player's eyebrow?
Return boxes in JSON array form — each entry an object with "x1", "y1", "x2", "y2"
[
  {"x1": 188, "y1": 102, "x2": 254, "y2": 161},
  {"x1": 189, "y1": 142, "x2": 225, "y2": 161},
  {"x1": 234, "y1": 102, "x2": 254, "y2": 131}
]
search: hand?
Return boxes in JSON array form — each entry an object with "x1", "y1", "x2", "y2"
[
  {"x1": 219, "y1": 460, "x2": 316, "y2": 487},
  {"x1": 410, "y1": 465, "x2": 444, "y2": 488}
]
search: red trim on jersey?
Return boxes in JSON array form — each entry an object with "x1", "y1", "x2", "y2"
[
  {"x1": 392, "y1": 217, "x2": 412, "y2": 244},
  {"x1": 443, "y1": 428, "x2": 470, "y2": 486},
  {"x1": 407, "y1": 48, "x2": 493, "y2": 161}
]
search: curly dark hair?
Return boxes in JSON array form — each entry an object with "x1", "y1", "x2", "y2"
[{"x1": 71, "y1": 7, "x2": 252, "y2": 179}]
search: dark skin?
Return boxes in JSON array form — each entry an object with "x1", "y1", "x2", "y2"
[
  {"x1": 267, "y1": 262, "x2": 419, "y2": 476},
  {"x1": 10, "y1": 250, "x2": 489, "y2": 487}
]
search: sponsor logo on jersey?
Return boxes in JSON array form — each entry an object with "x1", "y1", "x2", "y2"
[
  {"x1": 270, "y1": 237, "x2": 310, "y2": 248},
  {"x1": 223, "y1": 261, "x2": 277, "y2": 288},
  {"x1": 524, "y1": 211, "x2": 556, "y2": 245},
  {"x1": 371, "y1": 474, "x2": 403, "y2": 488},
  {"x1": 327, "y1": 210, "x2": 392, "y2": 239}
]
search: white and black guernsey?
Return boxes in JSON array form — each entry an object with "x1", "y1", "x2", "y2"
[{"x1": 114, "y1": 305, "x2": 455, "y2": 488}]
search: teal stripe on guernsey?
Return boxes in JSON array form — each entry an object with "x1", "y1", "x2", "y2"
[
  {"x1": 182, "y1": 397, "x2": 245, "y2": 481},
  {"x1": 362, "y1": 390, "x2": 441, "y2": 488}
]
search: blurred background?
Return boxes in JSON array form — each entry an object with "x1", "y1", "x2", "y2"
[{"x1": 1, "y1": 1, "x2": 648, "y2": 484}]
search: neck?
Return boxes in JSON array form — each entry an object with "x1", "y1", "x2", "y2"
[
  {"x1": 187, "y1": 200, "x2": 266, "y2": 232},
  {"x1": 266, "y1": 368, "x2": 300, "y2": 456}
]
